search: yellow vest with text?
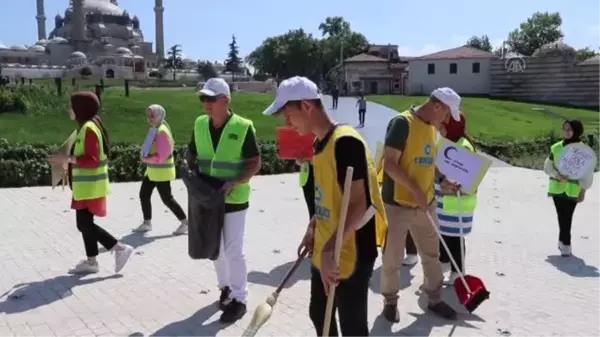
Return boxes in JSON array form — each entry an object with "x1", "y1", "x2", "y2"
[
  {"x1": 312, "y1": 126, "x2": 388, "y2": 279},
  {"x1": 392, "y1": 111, "x2": 437, "y2": 207},
  {"x1": 72, "y1": 121, "x2": 110, "y2": 201},
  {"x1": 547, "y1": 141, "x2": 581, "y2": 200},
  {"x1": 145, "y1": 123, "x2": 176, "y2": 182},
  {"x1": 194, "y1": 114, "x2": 253, "y2": 204}
]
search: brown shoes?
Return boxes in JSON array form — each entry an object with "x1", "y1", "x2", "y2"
[{"x1": 382, "y1": 303, "x2": 400, "y2": 323}]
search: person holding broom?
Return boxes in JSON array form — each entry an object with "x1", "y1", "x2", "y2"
[
  {"x1": 263, "y1": 76, "x2": 387, "y2": 336},
  {"x1": 435, "y1": 114, "x2": 477, "y2": 284},
  {"x1": 380, "y1": 88, "x2": 461, "y2": 322}
]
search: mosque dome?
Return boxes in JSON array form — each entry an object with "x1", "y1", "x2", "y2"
[
  {"x1": 49, "y1": 37, "x2": 69, "y2": 44},
  {"x1": 78, "y1": 0, "x2": 126, "y2": 16},
  {"x1": 69, "y1": 51, "x2": 87, "y2": 59},
  {"x1": 36, "y1": 39, "x2": 49, "y2": 46},
  {"x1": 29, "y1": 45, "x2": 46, "y2": 52},
  {"x1": 0, "y1": 43, "x2": 8, "y2": 50},
  {"x1": 10, "y1": 45, "x2": 28, "y2": 51},
  {"x1": 115, "y1": 46, "x2": 133, "y2": 55}
]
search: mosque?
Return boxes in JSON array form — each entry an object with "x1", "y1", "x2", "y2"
[{"x1": 0, "y1": 0, "x2": 165, "y2": 79}]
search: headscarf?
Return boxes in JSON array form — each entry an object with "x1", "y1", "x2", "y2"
[
  {"x1": 443, "y1": 113, "x2": 466, "y2": 142},
  {"x1": 563, "y1": 119, "x2": 584, "y2": 145},
  {"x1": 70, "y1": 91, "x2": 110, "y2": 155},
  {"x1": 141, "y1": 104, "x2": 170, "y2": 157}
]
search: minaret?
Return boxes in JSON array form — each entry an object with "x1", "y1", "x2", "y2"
[
  {"x1": 72, "y1": 0, "x2": 85, "y2": 48},
  {"x1": 154, "y1": 0, "x2": 165, "y2": 60},
  {"x1": 36, "y1": 0, "x2": 47, "y2": 40}
]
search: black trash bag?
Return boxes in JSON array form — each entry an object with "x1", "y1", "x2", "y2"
[{"x1": 179, "y1": 166, "x2": 226, "y2": 261}]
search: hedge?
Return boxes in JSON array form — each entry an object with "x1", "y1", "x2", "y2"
[{"x1": 0, "y1": 139, "x2": 296, "y2": 188}]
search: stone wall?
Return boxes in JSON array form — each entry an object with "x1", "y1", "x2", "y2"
[{"x1": 490, "y1": 56, "x2": 599, "y2": 109}]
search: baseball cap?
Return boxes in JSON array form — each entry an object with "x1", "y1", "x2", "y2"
[
  {"x1": 263, "y1": 76, "x2": 321, "y2": 116},
  {"x1": 197, "y1": 78, "x2": 231, "y2": 99},
  {"x1": 431, "y1": 87, "x2": 461, "y2": 121}
]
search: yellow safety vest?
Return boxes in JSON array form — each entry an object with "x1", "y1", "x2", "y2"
[
  {"x1": 194, "y1": 113, "x2": 253, "y2": 204},
  {"x1": 145, "y1": 123, "x2": 176, "y2": 182},
  {"x1": 312, "y1": 125, "x2": 388, "y2": 279},
  {"x1": 72, "y1": 121, "x2": 110, "y2": 201},
  {"x1": 547, "y1": 141, "x2": 581, "y2": 200}
]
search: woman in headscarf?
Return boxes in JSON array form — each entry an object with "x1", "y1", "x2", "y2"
[
  {"x1": 48, "y1": 91, "x2": 133, "y2": 275},
  {"x1": 543, "y1": 120, "x2": 594, "y2": 257},
  {"x1": 435, "y1": 114, "x2": 478, "y2": 285},
  {"x1": 133, "y1": 104, "x2": 188, "y2": 234}
]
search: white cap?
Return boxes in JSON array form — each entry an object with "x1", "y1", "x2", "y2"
[
  {"x1": 431, "y1": 87, "x2": 461, "y2": 121},
  {"x1": 198, "y1": 78, "x2": 231, "y2": 99},
  {"x1": 263, "y1": 76, "x2": 321, "y2": 116}
]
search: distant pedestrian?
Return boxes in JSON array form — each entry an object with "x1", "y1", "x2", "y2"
[
  {"x1": 133, "y1": 104, "x2": 188, "y2": 235},
  {"x1": 331, "y1": 86, "x2": 340, "y2": 110},
  {"x1": 544, "y1": 120, "x2": 594, "y2": 257},
  {"x1": 356, "y1": 94, "x2": 367, "y2": 127}
]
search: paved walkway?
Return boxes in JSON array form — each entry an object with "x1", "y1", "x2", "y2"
[{"x1": 1, "y1": 97, "x2": 599, "y2": 336}]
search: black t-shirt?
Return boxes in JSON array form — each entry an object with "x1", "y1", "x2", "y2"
[
  {"x1": 188, "y1": 112, "x2": 260, "y2": 213},
  {"x1": 314, "y1": 125, "x2": 377, "y2": 262}
]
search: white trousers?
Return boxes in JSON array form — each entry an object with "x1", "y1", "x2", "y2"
[{"x1": 214, "y1": 209, "x2": 248, "y2": 303}]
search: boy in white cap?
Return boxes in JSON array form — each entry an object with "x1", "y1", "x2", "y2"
[
  {"x1": 263, "y1": 76, "x2": 387, "y2": 336},
  {"x1": 379, "y1": 87, "x2": 461, "y2": 322},
  {"x1": 187, "y1": 78, "x2": 262, "y2": 323}
]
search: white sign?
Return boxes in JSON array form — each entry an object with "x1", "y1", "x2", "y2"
[
  {"x1": 505, "y1": 56, "x2": 526, "y2": 73},
  {"x1": 558, "y1": 143, "x2": 597, "y2": 180},
  {"x1": 435, "y1": 138, "x2": 493, "y2": 194}
]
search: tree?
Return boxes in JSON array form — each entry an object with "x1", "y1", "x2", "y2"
[
  {"x1": 577, "y1": 47, "x2": 597, "y2": 61},
  {"x1": 506, "y1": 12, "x2": 563, "y2": 56},
  {"x1": 466, "y1": 35, "x2": 492, "y2": 52},
  {"x1": 318, "y1": 16, "x2": 351, "y2": 37},
  {"x1": 225, "y1": 35, "x2": 242, "y2": 82},
  {"x1": 164, "y1": 44, "x2": 184, "y2": 81},
  {"x1": 196, "y1": 60, "x2": 218, "y2": 81}
]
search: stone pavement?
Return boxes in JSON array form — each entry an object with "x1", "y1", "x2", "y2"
[{"x1": 1, "y1": 97, "x2": 599, "y2": 336}]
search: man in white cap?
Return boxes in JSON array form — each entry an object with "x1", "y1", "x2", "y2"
[
  {"x1": 379, "y1": 87, "x2": 461, "y2": 322},
  {"x1": 187, "y1": 77, "x2": 262, "y2": 323},
  {"x1": 263, "y1": 76, "x2": 387, "y2": 336}
]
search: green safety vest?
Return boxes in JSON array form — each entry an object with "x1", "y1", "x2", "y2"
[
  {"x1": 438, "y1": 137, "x2": 477, "y2": 215},
  {"x1": 547, "y1": 141, "x2": 581, "y2": 200},
  {"x1": 194, "y1": 114, "x2": 253, "y2": 204},
  {"x1": 299, "y1": 161, "x2": 310, "y2": 187},
  {"x1": 72, "y1": 121, "x2": 110, "y2": 201},
  {"x1": 145, "y1": 123, "x2": 176, "y2": 182}
]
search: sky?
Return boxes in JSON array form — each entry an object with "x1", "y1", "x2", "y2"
[{"x1": 1, "y1": 0, "x2": 598, "y2": 62}]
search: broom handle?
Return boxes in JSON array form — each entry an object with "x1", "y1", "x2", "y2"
[
  {"x1": 274, "y1": 249, "x2": 308, "y2": 295},
  {"x1": 322, "y1": 166, "x2": 354, "y2": 337},
  {"x1": 425, "y1": 211, "x2": 471, "y2": 293},
  {"x1": 457, "y1": 190, "x2": 465, "y2": 274}
]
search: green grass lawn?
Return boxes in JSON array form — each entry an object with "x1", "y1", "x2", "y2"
[
  {"x1": 0, "y1": 89, "x2": 283, "y2": 144},
  {"x1": 369, "y1": 95, "x2": 599, "y2": 142}
]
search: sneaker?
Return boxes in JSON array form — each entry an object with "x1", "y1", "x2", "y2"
[
  {"x1": 560, "y1": 245, "x2": 572, "y2": 257},
  {"x1": 173, "y1": 220, "x2": 188, "y2": 235},
  {"x1": 219, "y1": 299, "x2": 247, "y2": 323},
  {"x1": 68, "y1": 260, "x2": 99, "y2": 275},
  {"x1": 402, "y1": 254, "x2": 418, "y2": 266},
  {"x1": 444, "y1": 272, "x2": 460, "y2": 286},
  {"x1": 428, "y1": 301, "x2": 457, "y2": 320},
  {"x1": 132, "y1": 222, "x2": 152, "y2": 233},
  {"x1": 381, "y1": 303, "x2": 400, "y2": 323},
  {"x1": 114, "y1": 244, "x2": 134, "y2": 273},
  {"x1": 219, "y1": 286, "x2": 232, "y2": 310},
  {"x1": 441, "y1": 262, "x2": 451, "y2": 274}
]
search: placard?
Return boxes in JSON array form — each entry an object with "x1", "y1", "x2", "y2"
[
  {"x1": 435, "y1": 138, "x2": 492, "y2": 194},
  {"x1": 277, "y1": 127, "x2": 315, "y2": 160},
  {"x1": 51, "y1": 130, "x2": 77, "y2": 189},
  {"x1": 557, "y1": 143, "x2": 597, "y2": 180},
  {"x1": 141, "y1": 127, "x2": 157, "y2": 158}
]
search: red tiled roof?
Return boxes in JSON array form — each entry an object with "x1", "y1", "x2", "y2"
[{"x1": 416, "y1": 46, "x2": 495, "y2": 60}]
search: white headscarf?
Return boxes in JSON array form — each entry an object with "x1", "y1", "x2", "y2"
[{"x1": 141, "y1": 104, "x2": 169, "y2": 157}]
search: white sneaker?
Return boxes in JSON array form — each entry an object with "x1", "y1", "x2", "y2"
[
  {"x1": 132, "y1": 222, "x2": 152, "y2": 233},
  {"x1": 441, "y1": 263, "x2": 451, "y2": 274},
  {"x1": 68, "y1": 260, "x2": 99, "y2": 275},
  {"x1": 444, "y1": 272, "x2": 460, "y2": 286},
  {"x1": 114, "y1": 244, "x2": 134, "y2": 273},
  {"x1": 402, "y1": 254, "x2": 418, "y2": 266},
  {"x1": 560, "y1": 244, "x2": 572, "y2": 257},
  {"x1": 173, "y1": 220, "x2": 188, "y2": 235}
]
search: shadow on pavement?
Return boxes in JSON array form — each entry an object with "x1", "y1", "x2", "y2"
[
  {"x1": 149, "y1": 301, "x2": 232, "y2": 336},
  {"x1": 99, "y1": 233, "x2": 178, "y2": 253},
  {"x1": 247, "y1": 259, "x2": 311, "y2": 288},
  {"x1": 545, "y1": 255, "x2": 600, "y2": 277},
  {"x1": 0, "y1": 274, "x2": 122, "y2": 314},
  {"x1": 369, "y1": 265, "x2": 415, "y2": 294}
]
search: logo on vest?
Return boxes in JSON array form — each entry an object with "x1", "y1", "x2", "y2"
[
  {"x1": 415, "y1": 143, "x2": 434, "y2": 165},
  {"x1": 228, "y1": 133, "x2": 239, "y2": 140},
  {"x1": 314, "y1": 184, "x2": 330, "y2": 220}
]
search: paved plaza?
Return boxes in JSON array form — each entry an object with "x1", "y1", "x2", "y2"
[{"x1": 1, "y1": 97, "x2": 599, "y2": 336}]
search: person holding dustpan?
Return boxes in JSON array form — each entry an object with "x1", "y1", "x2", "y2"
[
  {"x1": 379, "y1": 88, "x2": 460, "y2": 322},
  {"x1": 263, "y1": 76, "x2": 387, "y2": 336},
  {"x1": 435, "y1": 113, "x2": 478, "y2": 285}
]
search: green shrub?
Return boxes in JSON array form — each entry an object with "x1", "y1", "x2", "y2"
[{"x1": 0, "y1": 140, "x2": 297, "y2": 188}]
